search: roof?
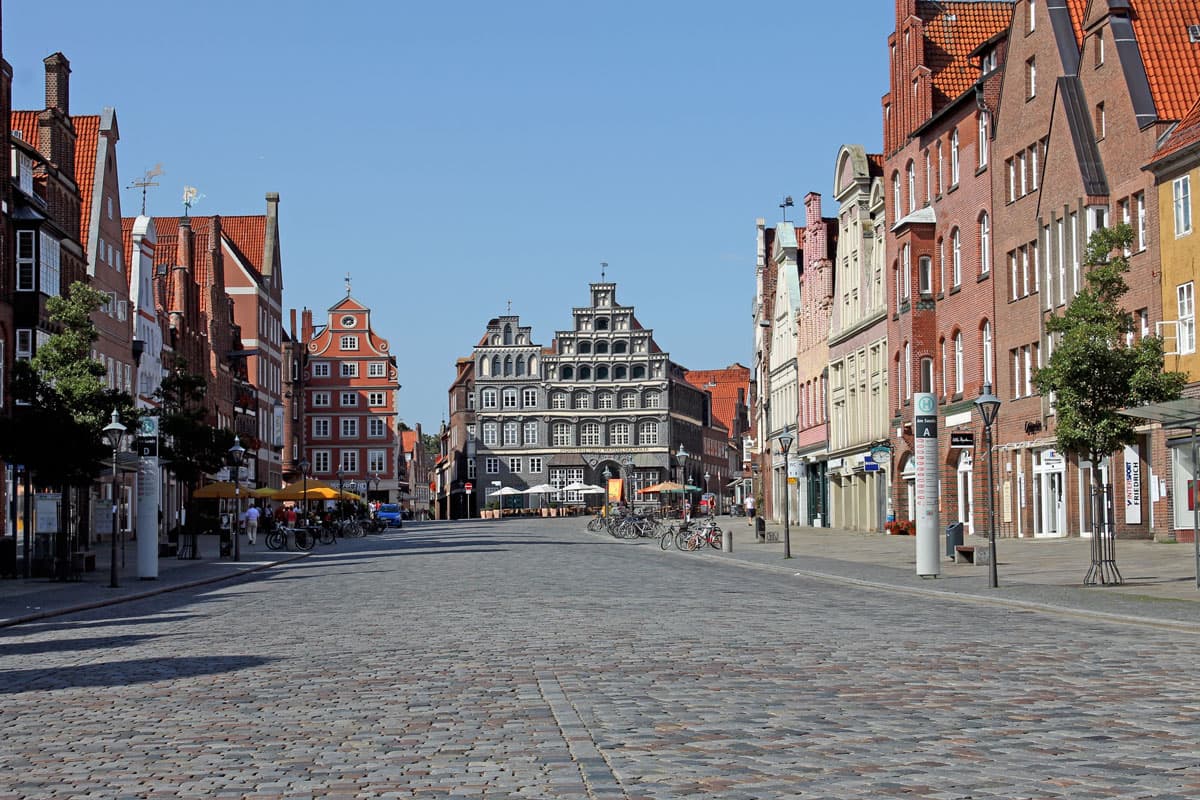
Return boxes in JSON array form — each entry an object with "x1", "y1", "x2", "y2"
[
  {"x1": 920, "y1": 2, "x2": 1014, "y2": 112},
  {"x1": 866, "y1": 153, "x2": 884, "y2": 176},
  {"x1": 401, "y1": 429, "x2": 419, "y2": 453},
  {"x1": 151, "y1": 214, "x2": 268, "y2": 286},
  {"x1": 1129, "y1": 0, "x2": 1200, "y2": 123},
  {"x1": 10, "y1": 110, "x2": 38, "y2": 149},
  {"x1": 1147, "y1": 93, "x2": 1200, "y2": 168},
  {"x1": 71, "y1": 115, "x2": 100, "y2": 246},
  {"x1": 683, "y1": 364, "x2": 750, "y2": 435}
]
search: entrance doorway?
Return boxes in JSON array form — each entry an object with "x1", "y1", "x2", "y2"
[
  {"x1": 1033, "y1": 449, "x2": 1066, "y2": 537},
  {"x1": 956, "y1": 449, "x2": 975, "y2": 535}
]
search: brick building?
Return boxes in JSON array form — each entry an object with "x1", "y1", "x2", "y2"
[
  {"x1": 298, "y1": 294, "x2": 401, "y2": 502},
  {"x1": 683, "y1": 363, "x2": 750, "y2": 513},
  {"x1": 883, "y1": 1, "x2": 1010, "y2": 532}
]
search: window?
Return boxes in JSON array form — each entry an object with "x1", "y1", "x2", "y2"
[
  {"x1": 1175, "y1": 176, "x2": 1192, "y2": 237},
  {"x1": 893, "y1": 173, "x2": 901, "y2": 219},
  {"x1": 312, "y1": 391, "x2": 331, "y2": 407},
  {"x1": 906, "y1": 161, "x2": 916, "y2": 213},
  {"x1": 979, "y1": 214, "x2": 991, "y2": 275},
  {"x1": 918, "y1": 256, "x2": 932, "y2": 295},
  {"x1": 522, "y1": 388, "x2": 538, "y2": 408},
  {"x1": 919, "y1": 357, "x2": 933, "y2": 393},
  {"x1": 1096, "y1": 27, "x2": 1105, "y2": 67},
  {"x1": 597, "y1": 391, "x2": 614, "y2": 409},
  {"x1": 1179, "y1": 283, "x2": 1196, "y2": 354},
  {"x1": 950, "y1": 128, "x2": 960, "y2": 185},
  {"x1": 1028, "y1": 0, "x2": 1036, "y2": 32},
  {"x1": 340, "y1": 362, "x2": 358, "y2": 378},
  {"x1": 481, "y1": 388, "x2": 497, "y2": 409},
  {"x1": 528, "y1": 457, "x2": 543, "y2": 473},
  {"x1": 580, "y1": 422, "x2": 601, "y2": 446},
  {"x1": 1135, "y1": 192, "x2": 1147, "y2": 251},
  {"x1": 340, "y1": 392, "x2": 358, "y2": 406},
  {"x1": 553, "y1": 422, "x2": 572, "y2": 447},
  {"x1": 502, "y1": 388, "x2": 518, "y2": 408},
  {"x1": 924, "y1": 150, "x2": 932, "y2": 203},
  {"x1": 1026, "y1": 57, "x2": 1036, "y2": 98},
  {"x1": 1070, "y1": 211, "x2": 1081, "y2": 294},
  {"x1": 368, "y1": 450, "x2": 386, "y2": 473},
  {"x1": 904, "y1": 341, "x2": 912, "y2": 400},
  {"x1": 940, "y1": 339, "x2": 948, "y2": 397},
  {"x1": 368, "y1": 418, "x2": 386, "y2": 438},
  {"x1": 1095, "y1": 102, "x2": 1105, "y2": 140},
  {"x1": 483, "y1": 423, "x2": 498, "y2": 446},
  {"x1": 38, "y1": 232, "x2": 61, "y2": 298},
  {"x1": 936, "y1": 141, "x2": 944, "y2": 194},
  {"x1": 645, "y1": 391, "x2": 661, "y2": 408},
  {"x1": 503, "y1": 422, "x2": 519, "y2": 445},
  {"x1": 638, "y1": 422, "x2": 659, "y2": 445},
  {"x1": 938, "y1": 238, "x2": 946, "y2": 292},
  {"x1": 561, "y1": 365, "x2": 575, "y2": 380},
  {"x1": 368, "y1": 391, "x2": 386, "y2": 406},
  {"x1": 368, "y1": 362, "x2": 386, "y2": 377},
  {"x1": 313, "y1": 450, "x2": 330, "y2": 473},
  {"x1": 341, "y1": 418, "x2": 358, "y2": 438},
  {"x1": 312, "y1": 362, "x2": 330, "y2": 378},
  {"x1": 340, "y1": 335, "x2": 359, "y2": 350},
  {"x1": 954, "y1": 333, "x2": 964, "y2": 394},
  {"x1": 340, "y1": 450, "x2": 358, "y2": 473},
  {"x1": 1030, "y1": 143, "x2": 1039, "y2": 190},
  {"x1": 574, "y1": 392, "x2": 590, "y2": 409},
  {"x1": 611, "y1": 422, "x2": 630, "y2": 446},
  {"x1": 486, "y1": 457, "x2": 500, "y2": 474},
  {"x1": 467, "y1": 458, "x2": 477, "y2": 479},
  {"x1": 978, "y1": 111, "x2": 988, "y2": 168},
  {"x1": 983, "y1": 321, "x2": 993, "y2": 385},
  {"x1": 1019, "y1": 151, "x2": 1028, "y2": 196},
  {"x1": 524, "y1": 421, "x2": 538, "y2": 444},
  {"x1": 902, "y1": 244, "x2": 911, "y2": 301},
  {"x1": 313, "y1": 418, "x2": 331, "y2": 438},
  {"x1": 1006, "y1": 158, "x2": 1015, "y2": 202},
  {"x1": 551, "y1": 392, "x2": 568, "y2": 409},
  {"x1": 951, "y1": 228, "x2": 962, "y2": 287},
  {"x1": 620, "y1": 392, "x2": 637, "y2": 409},
  {"x1": 508, "y1": 457, "x2": 522, "y2": 473}
]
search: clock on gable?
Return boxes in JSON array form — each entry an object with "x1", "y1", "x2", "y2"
[{"x1": 341, "y1": 315, "x2": 356, "y2": 328}]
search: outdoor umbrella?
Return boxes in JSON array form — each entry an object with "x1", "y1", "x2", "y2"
[
  {"x1": 193, "y1": 481, "x2": 241, "y2": 499},
  {"x1": 561, "y1": 481, "x2": 590, "y2": 492},
  {"x1": 522, "y1": 483, "x2": 558, "y2": 509},
  {"x1": 637, "y1": 481, "x2": 685, "y2": 494},
  {"x1": 272, "y1": 479, "x2": 338, "y2": 500}
]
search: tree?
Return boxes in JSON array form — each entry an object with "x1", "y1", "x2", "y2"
[
  {"x1": 0, "y1": 281, "x2": 137, "y2": 576},
  {"x1": 154, "y1": 355, "x2": 235, "y2": 534},
  {"x1": 1034, "y1": 224, "x2": 1185, "y2": 530}
]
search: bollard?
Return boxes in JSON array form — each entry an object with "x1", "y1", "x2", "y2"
[{"x1": 723, "y1": 527, "x2": 733, "y2": 553}]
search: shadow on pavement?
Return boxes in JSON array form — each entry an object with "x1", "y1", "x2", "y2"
[
  {"x1": 0, "y1": 632, "x2": 168, "y2": 656},
  {"x1": 0, "y1": 654, "x2": 276, "y2": 694}
]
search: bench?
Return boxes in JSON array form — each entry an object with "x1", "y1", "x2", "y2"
[{"x1": 954, "y1": 545, "x2": 976, "y2": 564}]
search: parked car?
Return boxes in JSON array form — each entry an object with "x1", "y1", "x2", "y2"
[{"x1": 377, "y1": 503, "x2": 403, "y2": 528}]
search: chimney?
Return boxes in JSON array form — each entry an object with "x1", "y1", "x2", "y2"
[
  {"x1": 44, "y1": 52, "x2": 69, "y2": 113},
  {"x1": 170, "y1": 218, "x2": 193, "y2": 334},
  {"x1": 262, "y1": 192, "x2": 279, "y2": 278}
]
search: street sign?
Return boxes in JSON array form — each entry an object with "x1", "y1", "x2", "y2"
[
  {"x1": 950, "y1": 432, "x2": 974, "y2": 449},
  {"x1": 864, "y1": 462, "x2": 880, "y2": 472},
  {"x1": 137, "y1": 437, "x2": 159, "y2": 458},
  {"x1": 465, "y1": 481, "x2": 473, "y2": 491}
]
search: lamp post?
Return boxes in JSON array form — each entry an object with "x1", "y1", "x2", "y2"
[
  {"x1": 602, "y1": 466, "x2": 612, "y2": 517},
  {"x1": 336, "y1": 469, "x2": 346, "y2": 521},
  {"x1": 975, "y1": 382, "x2": 1001, "y2": 589},
  {"x1": 703, "y1": 471, "x2": 711, "y2": 514},
  {"x1": 298, "y1": 458, "x2": 310, "y2": 524},
  {"x1": 102, "y1": 410, "x2": 128, "y2": 588},
  {"x1": 676, "y1": 444, "x2": 688, "y2": 519},
  {"x1": 777, "y1": 429, "x2": 794, "y2": 559},
  {"x1": 228, "y1": 436, "x2": 245, "y2": 562}
]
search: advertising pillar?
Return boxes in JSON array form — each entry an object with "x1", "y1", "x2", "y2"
[
  {"x1": 136, "y1": 416, "x2": 160, "y2": 579},
  {"x1": 914, "y1": 393, "x2": 940, "y2": 577}
]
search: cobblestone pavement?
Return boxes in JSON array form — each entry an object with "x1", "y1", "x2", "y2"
[{"x1": 1, "y1": 520, "x2": 1198, "y2": 799}]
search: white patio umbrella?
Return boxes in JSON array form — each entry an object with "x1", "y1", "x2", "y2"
[
  {"x1": 580, "y1": 484, "x2": 607, "y2": 493},
  {"x1": 522, "y1": 483, "x2": 559, "y2": 509},
  {"x1": 489, "y1": 485, "x2": 526, "y2": 512},
  {"x1": 561, "y1": 481, "x2": 590, "y2": 492}
]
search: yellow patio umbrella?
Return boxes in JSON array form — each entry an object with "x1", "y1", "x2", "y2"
[
  {"x1": 301, "y1": 485, "x2": 364, "y2": 502},
  {"x1": 192, "y1": 481, "x2": 241, "y2": 499},
  {"x1": 251, "y1": 486, "x2": 280, "y2": 499},
  {"x1": 271, "y1": 479, "x2": 338, "y2": 500}
]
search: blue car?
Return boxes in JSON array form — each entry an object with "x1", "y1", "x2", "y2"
[{"x1": 377, "y1": 503, "x2": 403, "y2": 528}]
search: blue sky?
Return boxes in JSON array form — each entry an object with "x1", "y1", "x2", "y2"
[{"x1": 5, "y1": 1, "x2": 890, "y2": 430}]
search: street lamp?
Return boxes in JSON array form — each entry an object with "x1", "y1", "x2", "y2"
[
  {"x1": 975, "y1": 382, "x2": 1002, "y2": 589},
  {"x1": 602, "y1": 466, "x2": 612, "y2": 517},
  {"x1": 298, "y1": 458, "x2": 310, "y2": 524},
  {"x1": 228, "y1": 436, "x2": 245, "y2": 562},
  {"x1": 777, "y1": 429, "x2": 794, "y2": 559},
  {"x1": 676, "y1": 443, "x2": 688, "y2": 518},
  {"x1": 703, "y1": 471, "x2": 711, "y2": 515},
  {"x1": 336, "y1": 469, "x2": 346, "y2": 520},
  {"x1": 102, "y1": 410, "x2": 128, "y2": 588}
]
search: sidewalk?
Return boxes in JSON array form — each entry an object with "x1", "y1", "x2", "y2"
[
  {"x1": 715, "y1": 517, "x2": 1199, "y2": 628},
  {"x1": 0, "y1": 534, "x2": 307, "y2": 628}
]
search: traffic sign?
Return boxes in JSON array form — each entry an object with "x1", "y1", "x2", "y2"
[{"x1": 465, "y1": 481, "x2": 474, "y2": 491}]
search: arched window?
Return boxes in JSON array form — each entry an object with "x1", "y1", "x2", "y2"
[
  {"x1": 580, "y1": 422, "x2": 601, "y2": 446},
  {"x1": 982, "y1": 320, "x2": 994, "y2": 385},
  {"x1": 906, "y1": 160, "x2": 916, "y2": 213},
  {"x1": 578, "y1": 341, "x2": 592, "y2": 354},
  {"x1": 479, "y1": 357, "x2": 490, "y2": 377},
  {"x1": 578, "y1": 365, "x2": 592, "y2": 380},
  {"x1": 904, "y1": 341, "x2": 912, "y2": 399},
  {"x1": 951, "y1": 227, "x2": 962, "y2": 287},
  {"x1": 561, "y1": 365, "x2": 574, "y2": 380},
  {"x1": 595, "y1": 341, "x2": 609, "y2": 354},
  {"x1": 595, "y1": 365, "x2": 610, "y2": 380},
  {"x1": 528, "y1": 356, "x2": 538, "y2": 373},
  {"x1": 613, "y1": 365, "x2": 628, "y2": 380},
  {"x1": 950, "y1": 127, "x2": 960, "y2": 184},
  {"x1": 503, "y1": 324, "x2": 513, "y2": 345},
  {"x1": 491, "y1": 356, "x2": 501, "y2": 375},
  {"x1": 920, "y1": 357, "x2": 933, "y2": 393},
  {"x1": 503, "y1": 355, "x2": 513, "y2": 376},
  {"x1": 979, "y1": 213, "x2": 991, "y2": 275},
  {"x1": 978, "y1": 110, "x2": 989, "y2": 168},
  {"x1": 613, "y1": 341, "x2": 628, "y2": 354},
  {"x1": 632, "y1": 365, "x2": 646, "y2": 379},
  {"x1": 954, "y1": 331, "x2": 964, "y2": 394},
  {"x1": 892, "y1": 172, "x2": 901, "y2": 219},
  {"x1": 515, "y1": 356, "x2": 526, "y2": 377}
]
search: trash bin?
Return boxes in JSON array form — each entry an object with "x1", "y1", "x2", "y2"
[
  {"x1": 755, "y1": 517, "x2": 766, "y2": 542},
  {"x1": 945, "y1": 521, "x2": 964, "y2": 557}
]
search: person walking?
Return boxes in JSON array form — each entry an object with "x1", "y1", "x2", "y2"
[
  {"x1": 245, "y1": 504, "x2": 261, "y2": 545},
  {"x1": 744, "y1": 495, "x2": 756, "y2": 524}
]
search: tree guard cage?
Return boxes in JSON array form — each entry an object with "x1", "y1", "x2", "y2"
[{"x1": 1118, "y1": 399, "x2": 1200, "y2": 590}]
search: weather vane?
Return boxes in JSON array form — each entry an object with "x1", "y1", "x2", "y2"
[
  {"x1": 127, "y1": 163, "x2": 164, "y2": 215},
  {"x1": 182, "y1": 185, "x2": 204, "y2": 217},
  {"x1": 780, "y1": 195, "x2": 794, "y2": 222},
  {"x1": 601, "y1": 261, "x2": 608, "y2": 281},
  {"x1": 506, "y1": 299, "x2": 512, "y2": 314},
  {"x1": 345, "y1": 272, "x2": 352, "y2": 297}
]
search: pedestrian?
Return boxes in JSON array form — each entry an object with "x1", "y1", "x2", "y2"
[
  {"x1": 285, "y1": 505, "x2": 298, "y2": 526},
  {"x1": 245, "y1": 504, "x2": 261, "y2": 545},
  {"x1": 745, "y1": 495, "x2": 756, "y2": 523}
]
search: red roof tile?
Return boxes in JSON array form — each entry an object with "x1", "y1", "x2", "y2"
[
  {"x1": 71, "y1": 115, "x2": 100, "y2": 246},
  {"x1": 683, "y1": 365, "x2": 750, "y2": 435},
  {"x1": 1131, "y1": 0, "x2": 1200, "y2": 123},
  {"x1": 10, "y1": 111, "x2": 38, "y2": 149},
  {"x1": 921, "y1": 2, "x2": 1013, "y2": 109},
  {"x1": 1148, "y1": 92, "x2": 1200, "y2": 165},
  {"x1": 401, "y1": 430, "x2": 419, "y2": 453}
]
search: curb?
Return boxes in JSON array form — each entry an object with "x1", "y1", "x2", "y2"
[{"x1": 0, "y1": 552, "x2": 310, "y2": 630}]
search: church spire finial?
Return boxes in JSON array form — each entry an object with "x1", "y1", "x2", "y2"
[
  {"x1": 601, "y1": 261, "x2": 607, "y2": 282},
  {"x1": 345, "y1": 272, "x2": 352, "y2": 297}
]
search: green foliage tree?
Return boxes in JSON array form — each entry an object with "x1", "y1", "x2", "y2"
[
  {"x1": 1034, "y1": 224, "x2": 1185, "y2": 525},
  {"x1": 154, "y1": 355, "x2": 235, "y2": 534},
  {"x1": 0, "y1": 281, "x2": 137, "y2": 574}
]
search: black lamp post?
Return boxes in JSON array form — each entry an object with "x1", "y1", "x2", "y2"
[
  {"x1": 676, "y1": 444, "x2": 688, "y2": 517},
  {"x1": 703, "y1": 471, "x2": 711, "y2": 514},
  {"x1": 102, "y1": 410, "x2": 128, "y2": 588},
  {"x1": 975, "y1": 381, "x2": 1002, "y2": 589},
  {"x1": 298, "y1": 458, "x2": 310, "y2": 524},
  {"x1": 777, "y1": 429, "x2": 794, "y2": 559},
  {"x1": 228, "y1": 436, "x2": 245, "y2": 562},
  {"x1": 602, "y1": 466, "x2": 612, "y2": 517},
  {"x1": 336, "y1": 469, "x2": 346, "y2": 520}
]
